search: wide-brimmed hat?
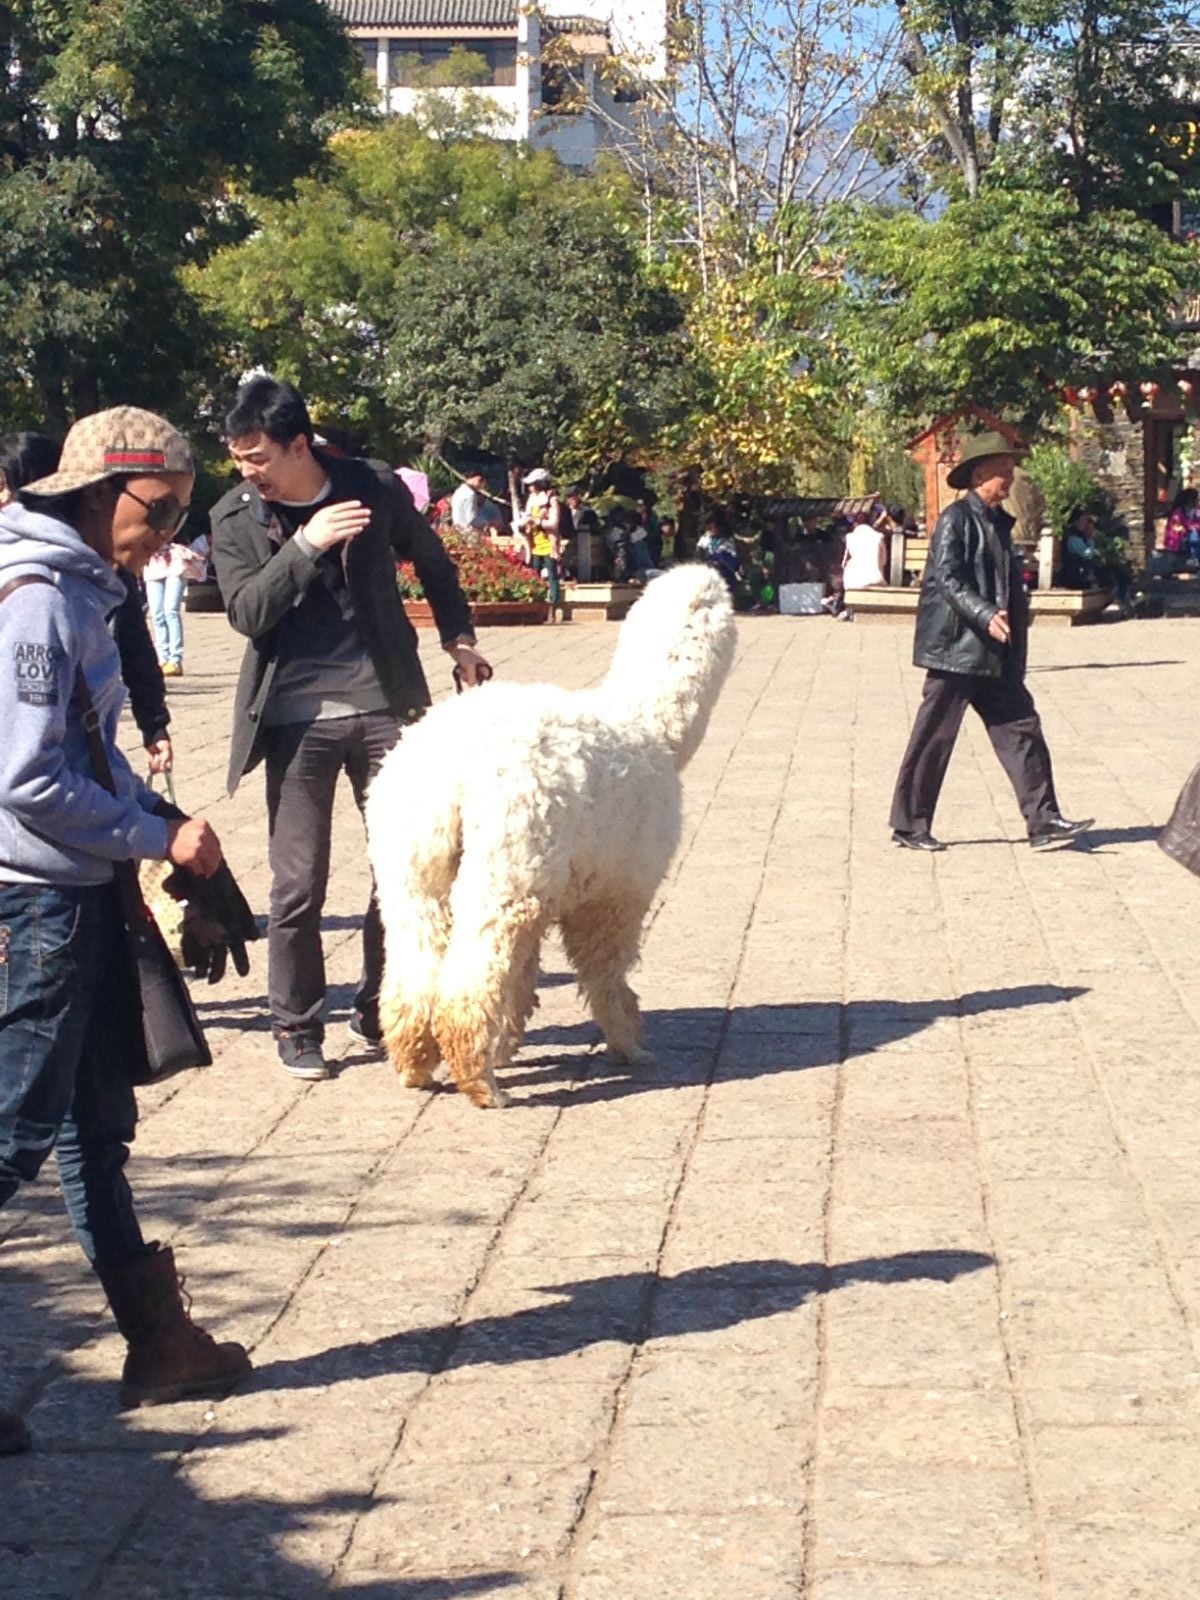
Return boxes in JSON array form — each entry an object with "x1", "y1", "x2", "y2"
[
  {"x1": 946, "y1": 430, "x2": 1024, "y2": 490},
  {"x1": 523, "y1": 467, "x2": 552, "y2": 487},
  {"x1": 22, "y1": 406, "x2": 195, "y2": 498}
]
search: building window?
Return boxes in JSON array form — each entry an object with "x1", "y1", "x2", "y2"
[
  {"x1": 389, "y1": 39, "x2": 517, "y2": 88},
  {"x1": 358, "y1": 39, "x2": 379, "y2": 78},
  {"x1": 540, "y1": 61, "x2": 586, "y2": 115}
]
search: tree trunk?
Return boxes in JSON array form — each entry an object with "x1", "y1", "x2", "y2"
[{"x1": 71, "y1": 369, "x2": 101, "y2": 419}]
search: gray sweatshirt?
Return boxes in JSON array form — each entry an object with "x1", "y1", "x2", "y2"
[{"x1": 0, "y1": 501, "x2": 170, "y2": 885}]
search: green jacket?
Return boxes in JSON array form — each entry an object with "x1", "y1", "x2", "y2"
[{"x1": 212, "y1": 453, "x2": 473, "y2": 793}]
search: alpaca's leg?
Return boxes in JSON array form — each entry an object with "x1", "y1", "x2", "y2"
[
  {"x1": 498, "y1": 932, "x2": 543, "y2": 1068},
  {"x1": 377, "y1": 885, "x2": 454, "y2": 1092},
  {"x1": 434, "y1": 897, "x2": 545, "y2": 1109},
  {"x1": 559, "y1": 897, "x2": 654, "y2": 1066},
  {"x1": 380, "y1": 972, "x2": 440, "y2": 1090}
]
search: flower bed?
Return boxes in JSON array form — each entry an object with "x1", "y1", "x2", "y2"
[{"x1": 398, "y1": 533, "x2": 549, "y2": 605}]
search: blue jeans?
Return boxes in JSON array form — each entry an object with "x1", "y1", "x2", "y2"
[
  {"x1": 629, "y1": 539, "x2": 655, "y2": 578},
  {"x1": 0, "y1": 882, "x2": 146, "y2": 1266},
  {"x1": 146, "y1": 574, "x2": 186, "y2": 666},
  {"x1": 538, "y1": 556, "x2": 561, "y2": 607}
]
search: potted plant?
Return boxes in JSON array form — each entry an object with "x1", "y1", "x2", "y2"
[{"x1": 399, "y1": 533, "x2": 550, "y2": 626}]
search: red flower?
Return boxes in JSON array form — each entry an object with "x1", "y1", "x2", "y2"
[{"x1": 398, "y1": 533, "x2": 549, "y2": 604}]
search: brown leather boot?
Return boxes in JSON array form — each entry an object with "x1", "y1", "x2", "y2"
[
  {"x1": 96, "y1": 1243, "x2": 252, "y2": 1408},
  {"x1": 0, "y1": 1405, "x2": 31, "y2": 1455}
]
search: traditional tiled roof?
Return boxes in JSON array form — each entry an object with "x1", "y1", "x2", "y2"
[
  {"x1": 326, "y1": 1, "x2": 517, "y2": 27},
  {"x1": 543, "y1": 12, "x2": 610, "y2": 32},
  {"x1": 543, "y1": 13, "x2": 611, "y2": 51}
]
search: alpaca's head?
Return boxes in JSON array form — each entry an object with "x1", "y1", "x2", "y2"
[{"x1": 603, "y1": 565, "x2": 736, "y2": 767}]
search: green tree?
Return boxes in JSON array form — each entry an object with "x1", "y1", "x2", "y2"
[
  {"x1": 657, "y1": 249, "x2": 857, "y2": 496},
  {"x1": 0, "y1": 0, "x2": 362, "y2": 429},
  {"x1": 838, "y1": 188, "x2": 1199, "y2": 429},
  {"x1": 194, "y1": 118, "x2": 688, "y2": 473},
  {"x1": 890, "y1": 0, "x2": 1200, "y2": 208}
]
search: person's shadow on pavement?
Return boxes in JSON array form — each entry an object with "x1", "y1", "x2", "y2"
[{"x1": 250, "y1": 1250, "x2": 995, "y2": 1395}]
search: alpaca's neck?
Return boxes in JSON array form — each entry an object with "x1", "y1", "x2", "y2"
[{"x1": 604, "y1": 644, "x2": 728, "y2": 769}]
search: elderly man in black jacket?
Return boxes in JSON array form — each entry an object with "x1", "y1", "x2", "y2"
[
  {"x1": 213, "y1": 377, "x2": 489, "y2": 1080},
  {"x1": 889, "y1": 432, "x2": 1092, "y2": 853}
]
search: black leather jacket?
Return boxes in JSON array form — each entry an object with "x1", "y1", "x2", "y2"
[{"x1": 913, "y1": 493, "x2": 1027, "y2": 679}]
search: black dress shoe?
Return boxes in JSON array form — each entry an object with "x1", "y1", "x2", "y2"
[
  {"x1": 892, "y1": 829, "x2": 947, "y2": 853},
  {"x1": 1029, "y1": 815, "x2": 1095, "y2": 850}
]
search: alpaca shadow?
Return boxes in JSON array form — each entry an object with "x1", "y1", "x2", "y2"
[
  {"x1": 251, "y1": 1250, "x2": 993, "y2": 1395},
  {"x1": 510, "y1": 985, "x2": 1088, "y2": 1107}
]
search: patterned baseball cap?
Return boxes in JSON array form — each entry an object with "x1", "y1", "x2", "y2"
[{"x1": 22, "y1": 406, "x2": 195, "y2": 497}]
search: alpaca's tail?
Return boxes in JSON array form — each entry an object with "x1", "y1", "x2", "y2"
[
  {"x1": 603, "y1": 565, "x2": 736, "y2": 768},
  {"x1": 365, "y1": 734, "x2": 462, "y2": 1080}
]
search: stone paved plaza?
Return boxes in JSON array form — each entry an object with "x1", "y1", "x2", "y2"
[{"x1": 4, "y1": 607, "x2": 1200, "y2": 1599}]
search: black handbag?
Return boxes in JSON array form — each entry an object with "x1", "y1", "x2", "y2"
[
  {"x1": 0, "y1": 572, "x2": 211, "y2": 1081},
  {"x1": 75, "y1": 668, "x2": 213, "y2": 1082}
]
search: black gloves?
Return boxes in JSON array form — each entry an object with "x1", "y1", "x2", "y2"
[{"x1": 163, "y1": 859, "x2": 260, "y2": 985}]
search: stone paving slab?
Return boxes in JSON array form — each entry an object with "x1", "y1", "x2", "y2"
[{"x1": 4, "y1": 610, "x2": 1200, "y2": 1596}]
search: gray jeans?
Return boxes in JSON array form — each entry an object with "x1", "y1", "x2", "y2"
[{"x1": 263, "y1": 711, "x2": 401, "y2": 1038}]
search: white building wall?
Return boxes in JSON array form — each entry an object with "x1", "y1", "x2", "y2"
[
  {"x1": 354, "y1": 5, "x2": 667, "y2": 167},
  {"x1": 540, "y1": 0, "x2": 668, "y2": 78}
]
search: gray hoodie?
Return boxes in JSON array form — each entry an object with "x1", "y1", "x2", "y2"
[{"x1": 0, "y1": 501, "x2": 170, "y2": 885}]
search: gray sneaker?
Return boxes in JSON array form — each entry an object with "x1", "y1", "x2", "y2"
[
  {"x1": 348, "y1": 1013, "x2": 386, "y2": 1055},
  {"x1": 277, "y1": 1033, "x2": 330, "y2": 1081}
]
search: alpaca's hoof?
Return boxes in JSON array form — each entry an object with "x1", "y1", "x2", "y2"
[
  {"x1": 461, "y1": 1078, "x2": 511, "y2": 1110},
  {"x1": 397, "y1": 1062, "x2": 437, "y2": 1090},
  {"x1": 608, "y1": 1044, "x2": 657, "y2": 1069}
]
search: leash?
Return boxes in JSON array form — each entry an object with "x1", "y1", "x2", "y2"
[
  {"x1": 149, "y1": 768, "x2": 178, "y2": 807},
  {"x1": 453, "y1": 662, "x2": 494, "y2": 695}
]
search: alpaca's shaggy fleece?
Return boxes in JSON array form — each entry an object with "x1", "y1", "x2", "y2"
[{"x1": 366, "y1": 564, "x2": 736, "y2": 1107}]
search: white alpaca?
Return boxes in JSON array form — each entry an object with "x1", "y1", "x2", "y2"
[{"x1": 365, "y1": 565, "x2": 736, "y2": 1108}]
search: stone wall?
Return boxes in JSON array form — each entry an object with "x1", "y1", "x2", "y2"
[{"x1": 1071, "y1": 412, "x2": 1144, "y2": 549}]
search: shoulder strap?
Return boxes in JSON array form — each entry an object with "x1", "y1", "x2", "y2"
[
  {"x1": 0, "y1": 573, "x2": 55, "y2": 606},
  {"x1": 0, "y1": 572, "x2": 148, "y2": 922}
]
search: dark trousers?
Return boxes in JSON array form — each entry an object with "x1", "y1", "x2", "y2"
[
  {"x1": 890, "y1": 669, "x2": 1059, "y2": 838},
  {"x1": 0, "y1": 882, "x2": 147, "y2": 1267},
  {"x1": 263, "y1": 711, "x2": 401, "y2": 1038}
]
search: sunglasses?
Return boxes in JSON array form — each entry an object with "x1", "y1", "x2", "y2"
[{"x1": 120, "y1": 485, "x2": 190, "y2": 537}]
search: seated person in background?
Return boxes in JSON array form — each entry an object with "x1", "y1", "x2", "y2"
[
  {"x1": 843, "y1": 505, "x2": 890, "y2": 589},
  {"x1": 628, "y1": 508, "x2": 655, "y2": 580},
  {"x1": 605, "y1": 509, "x2": 634, "y2": 582},
  {"x1": 1059, "y1": 508, "x2": 1099, "y2": 588},
  {"x1": 1165, "y1": 487, "x2": 1200, "y2": 565},
  {"x1": 658, "y1": 516, "x2": 678, "y2": 563},
  {"x1": 697, "y1": 512, "x2": 740, "y2": 596},
  {"x1": 1061, "y1": 506, "x2": 1134, "y2": 613}
]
